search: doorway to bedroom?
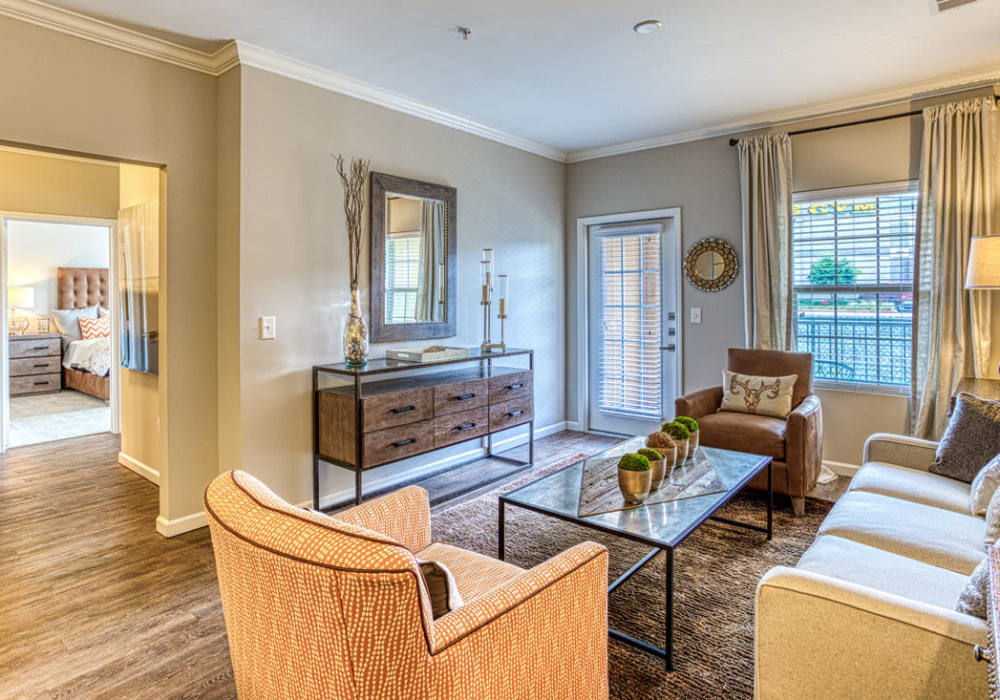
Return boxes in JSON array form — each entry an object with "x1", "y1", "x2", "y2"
[{"x1": 3, "y1": 217, "x2": 115, "y2": 447}]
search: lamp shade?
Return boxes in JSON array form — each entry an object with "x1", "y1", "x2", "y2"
[
  {"x1": 8, "y1": 286, "x2": 34, "y2": 310},
  {"x1": 966, "y1": 236, "x2": 1000, "y2": 289}
]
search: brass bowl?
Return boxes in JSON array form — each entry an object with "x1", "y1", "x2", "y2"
[
  {"x1": 649, "y1": 460, "x2": 665, "y2": 491},
  {"x1": 618, "y1": 467, "x2": 652, "y2": 505}
]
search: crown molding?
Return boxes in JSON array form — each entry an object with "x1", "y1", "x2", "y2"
[
  {"x1": 566, "y1": 64, "x2": 1000, "y2": 162},
  {"x1": 232, "y1": 41, "x2": 567, "y2": 162},
  {"x1": 0, "y1": 0, "x2": 236, "y2": 75}
]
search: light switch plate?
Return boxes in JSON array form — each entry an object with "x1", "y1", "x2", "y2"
[
  {"x1": 258, "y1": 315, "x2": 276, "y2": 340},
  {"x1": 690, "y1": 307, "x2": 702, "y2": 324}
]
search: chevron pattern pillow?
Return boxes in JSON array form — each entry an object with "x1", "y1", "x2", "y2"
[{"x1": 78, "y1": 315, "x2": 110, "y2": 339}]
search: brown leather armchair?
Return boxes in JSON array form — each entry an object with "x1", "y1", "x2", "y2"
[{"x1": 675, "y1": 348, "x2": 822, "y2": 516}]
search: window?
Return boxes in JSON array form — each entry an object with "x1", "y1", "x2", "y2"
[
  {"x1": 792, "y1": 183, "x2": 918, "y2": 389},
  {"x1": 385, "y1": 234, "x2": 421, "y2": 323}
]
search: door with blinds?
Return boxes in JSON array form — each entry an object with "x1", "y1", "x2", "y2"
[{"x1": 588, "y1": 219, "x2": 678, "y2": 435}]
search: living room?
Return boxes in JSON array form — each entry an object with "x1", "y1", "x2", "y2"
[{"x1": 2, "y1": 1, "x2": 1000, "y2": 698}]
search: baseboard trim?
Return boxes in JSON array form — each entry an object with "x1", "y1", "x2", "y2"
[
  {"x1": 308, "y1": 420, "x2": 569, "y2": 511},
  {"x1": 118, "y1": 451, "x2": 159, "y2": 485},
  {"x1": 155, "y1": 510, "x2": 207, "y2": 538},
  {"x1": 564, "y1": 420, "x2": 584, "y2": 432},
  {"x1": 823, "y1": 460, "x2": 860, "y2": 477}
]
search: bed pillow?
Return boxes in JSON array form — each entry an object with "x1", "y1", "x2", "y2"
[
  {"x1": 932, "y1": 393, "x2": 1000, "y2": 483},
  {"x1": 49, "y1": 305, "x2": 99, "y2": 341},
  {"x1": 79, "y1": 315, "x2": 111, "y2": 339},
  {"x1": 719, "y1": 370, "x2": 798, "y2": 418}
]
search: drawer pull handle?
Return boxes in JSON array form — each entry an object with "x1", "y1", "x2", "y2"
[
  {"x1": 33, "y1": 363, "x2": 48, "y2": 368},
  {"x1": 391, "y1": 438, "x2": 416, "y2": 448},
  {"x1": 454, "y1": 422, "x2": 477, "y2": 431},
  {"x1": 390, "y1": 405, "x2": 415, "y2": 414},
  {"x1": 507, "y1": 383, "x2": 523, "y2": 390},
  {"x1": 30, "y1": 346, "x2": 49, "y2": 351},
  {"x1": 506, "y1": 410, "x2": 524, "y2": 418},
  {"x1": 455, "y1": 393, "x2": 476, "y2": 401},
  {"x1": 33, "y1": 380, "x2": 49, "y2": 386}
]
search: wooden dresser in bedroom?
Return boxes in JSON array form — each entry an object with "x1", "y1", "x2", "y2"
[{"x1": 9, "y1": 333, "x2": 62, "y2": 396}]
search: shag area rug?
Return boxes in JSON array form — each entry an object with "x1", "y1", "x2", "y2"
[{"x1": 432, "y1": 452, "x2": 832, "y2": 699}]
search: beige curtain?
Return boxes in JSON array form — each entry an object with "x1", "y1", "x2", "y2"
[
  {"x1": 738, "y1": 133, "x2": 794, "y2": 350},
  {"x1": 911, "y1": 96, "x2": 998, "y2": 439}
]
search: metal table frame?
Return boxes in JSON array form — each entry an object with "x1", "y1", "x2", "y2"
[
  {"x1": 312, "y1": 348, "x2": 534, "y2": 510},
  {"x1": 498, "y1": 452, "x2": 772, "y2": 671}
]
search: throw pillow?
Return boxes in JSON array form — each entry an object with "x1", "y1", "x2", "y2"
[
  {"x1": 719, "y1": 369, "x2": 798, "y2": 418},
  {"x1": 955, "y1": 557, "x2": 990, "y2": 620},
  {"x1": 986, "y1": 487, "x2": 1000, "y2": 548},
  {"x1": 417, "y1": 559, "x2": 463, "y2": 618},
  {"x1": 79, "y1": 315, "x2": 111, "y2": 339},
  {"x1": 49, "y1": 305, "x2": 99, "y2": 341},
  {"x1": 971, "y1": 455, "x2": 1000, "y2": 517},
  {"x1": 931, "y1": 393, "x2": 1000, "y2": 483}
]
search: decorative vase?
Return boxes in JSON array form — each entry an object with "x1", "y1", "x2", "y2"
[
  {"x1": 618, "y1": 467, "x2": 651, "y2": 505},
  {"x1": 662, "y1": 443, "x2": 678, "y2": 470},
  {"x1": 649, "y1": 459, "x2": 665, "y2": 491},
  {"x1": 675, "y1": 438, "x2": 689, "y2": 464},
  {"x1": 689, "y1": 430, "x2": 700, "y2": 456},
  {"x1": 343, "y1": 289, "x2": 369, "y2": 367}
]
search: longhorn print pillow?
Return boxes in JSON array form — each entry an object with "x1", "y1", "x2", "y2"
[{"x1": 719, "y1": 369, "x2": 798, "y2": 418}]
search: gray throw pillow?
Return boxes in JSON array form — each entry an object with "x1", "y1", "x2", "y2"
[
  {"x1": 971, "y1": 455, "x2": 1000, "y2": 517},
  {"x1": 987, "y1": 487, "x2": 1000, "y2": 548},
  {"x1": 931, "y1": 393, "x2": 1000, "y2": 483},
  {"x1": 956, "y1": 556, "x2": 989, "y2": 620},
  {"x1": 49, "y1": 305, "x2": 99, "y2": 342}
]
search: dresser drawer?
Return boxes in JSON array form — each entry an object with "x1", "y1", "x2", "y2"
[
  {"x1": 363, "y1": 420, "x2": 434, "y2": 468},
  {"x1": 10, "y1": 337, "x2": 61, "y2": 359},
  {"x1": 489, "y1": 370, "x2": 532, "y2": 404},
  {"x1": 11, "y1": 373, "x2": 61, "y2": 395},
  {"x1": 361, "y1": 388, "x2": 434, "y2": 433},
  {"x1": 433, "y1": 407, "x2": 489, "y2": 448},
  {"x1": 433, "y1": 378, "x2": 488, "y2": 416},
  {"x1": 11, "y1": 356, "x2": 61, "y2": 376},
  {"x1": 490, "y1": 398, "x2": 533, "y2": 432}
]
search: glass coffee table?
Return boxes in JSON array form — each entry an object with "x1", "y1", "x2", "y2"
[{"x1": 498, "y1": 436, "x2": 773, "y2": 670}]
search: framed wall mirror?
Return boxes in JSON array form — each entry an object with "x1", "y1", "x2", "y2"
[
  {"x1": 683, "y1": 237, "x2": 739, "y2": 292},
  {"x1": 370, "y1": 172, "x2": 457, "y2": 342}
]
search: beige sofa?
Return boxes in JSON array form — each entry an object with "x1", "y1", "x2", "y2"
[{"x1": 755, "y1": 433, "x2": 990, "y2": 698}]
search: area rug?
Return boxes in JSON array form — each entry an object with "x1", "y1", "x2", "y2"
[
  {"x1": 8, "y1": 390, "x2": 110, "y2": 447},
  {"x1": 431, "y1": 451, "x2": 832, "y2": 699}
]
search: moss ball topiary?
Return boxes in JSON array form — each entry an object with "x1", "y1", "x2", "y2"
[
  {"x1": 638, "y1": 448, "x2": 663, "y2": 462},
  {"x1": 663, "y1": 422, "x2": 690, "y2": 441},
  {"x1": 674, "y1": 416, "x2": 699, "y2": 433},
  {"x1": 618, "y1": 453, "x2": 651, "y2": 471}
]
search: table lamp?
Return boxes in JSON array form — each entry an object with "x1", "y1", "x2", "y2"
[
  {"x1": 966, "y1": 235, "x2": 1000, "y2": 373},
  {"x1": 8, "y1": 286, "x2": 34, "y2": 335}
]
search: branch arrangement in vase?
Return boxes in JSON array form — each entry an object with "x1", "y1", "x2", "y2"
[{"x1": 335, "y1": 153, "x2": 371, "y2": 366}]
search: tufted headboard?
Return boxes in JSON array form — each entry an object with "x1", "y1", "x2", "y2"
[{"x1": 57, "y1": 267, "x2": 109, "y2": 310}]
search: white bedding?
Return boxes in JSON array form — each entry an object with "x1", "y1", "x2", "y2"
[{"x1": 63, "y1": 337, "x2": 111, "y2": 377}]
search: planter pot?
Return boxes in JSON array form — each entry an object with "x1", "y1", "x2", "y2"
[
  {"x1": 689, "y1": 430, "x2": 700, "y2": 456},
  {"x1": 618, "y1": 467, "x2": 652, "y2": 505},
  {"x1": 649, "y1": 460, "x2": 665, "y2": 491},
  {"x1": 674, "y1": 438, "x2": 689, "y2": 464}
]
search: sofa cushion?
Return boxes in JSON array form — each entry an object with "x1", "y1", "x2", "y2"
[
  {"x1": 817, "y1": 490, "x2": 985, "y2": 575},
  {"x1": 932, "y1": 393, "x2": 1000, "y2": 483},
  {"x1": 848, "y1": 462, "x2": 970, "y2": 514},
  {"x1": 698, "y1": 411, "x2": 786, "y2": 460},
  {"x1": 417, "y1": 542, "x2": 523, "y2": 603},
  {"x1": 796, "y1": 535, "x2": 970, "y2": 610}
]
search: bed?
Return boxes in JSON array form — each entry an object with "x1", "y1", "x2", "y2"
[{"x1": 56, "y1": 267, "x2": 111, "y2": 401}]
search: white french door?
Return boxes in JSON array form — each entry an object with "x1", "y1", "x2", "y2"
[{"x1": 587, "y1": 216, "x2": 680, "y2": 436}]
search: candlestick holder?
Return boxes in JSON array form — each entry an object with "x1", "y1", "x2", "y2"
[{"x1": 479, "y1": 249, "x2": 505, "y2": 353}]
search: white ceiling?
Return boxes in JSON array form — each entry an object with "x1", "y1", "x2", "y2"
[{"x1": 34, "y1": 0, "x2": 1000, "y2": 155}]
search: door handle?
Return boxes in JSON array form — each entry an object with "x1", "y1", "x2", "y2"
[{"x1": 661, "y1": 344, "x2": 676, "y2": 351}]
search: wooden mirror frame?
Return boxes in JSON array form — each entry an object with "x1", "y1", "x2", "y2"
[
  {"x1": 370, "y1": 172, "x2": 457, "y2": 342},
  {"x1": 683, "y1": 237, "x2": 739, "y2": 292}
]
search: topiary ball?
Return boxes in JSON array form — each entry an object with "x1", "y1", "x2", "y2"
[
  {"x1": 647, "y1": 431, "x2": 677, "y2": 449},
  {"x1": 618, "y1": 453, "x2": 651, "y2": 471},
  {"x1": 674, "y1": 416, "x2": 699, "y2": 433},
  {"x1": 638, "y1": 448, "x2": 663, "y2": 462},
  {"x1": 663, "y1": 422, "x2": 691, "y2": 440}
]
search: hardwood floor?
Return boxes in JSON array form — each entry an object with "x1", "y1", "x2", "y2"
[{"x1": 0, "y1": 430, "x2": 846, "y2": 698}]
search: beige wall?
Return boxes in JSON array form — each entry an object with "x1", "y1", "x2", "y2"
[
  {"x1": 234, "y1": 66, "x2": 566, "y2": 506},
  {"x1": 0, "y1": 16, "x2": 220, "y2": 525},
  {"x1": 118, "y1": 164, "x2": 161, "y2": 473},
  {"x1": 0, "y1": 149, "x2": 118, "y2": 219},
  {"x1": 566, "y1": 89, "x2": 999, "y2": 467}
]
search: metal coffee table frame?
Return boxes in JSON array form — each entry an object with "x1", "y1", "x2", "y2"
[{"x1": 498, "y1": 450, "x2": 772, "y2": 671}]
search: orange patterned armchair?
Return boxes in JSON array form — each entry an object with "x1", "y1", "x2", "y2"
[{"x1": 205, "y1": 471, "x2": 609, "y2": 699}]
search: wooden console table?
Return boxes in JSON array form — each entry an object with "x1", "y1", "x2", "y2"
[{"x1": 312, "y1": 348, "x2": 534, "y2": 510}]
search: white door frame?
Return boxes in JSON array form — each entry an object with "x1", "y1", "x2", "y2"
[
  {"x1": 0, "y1": 211, "x2": 121, "y2": 452},
  {"x1": 575, "y1": 207, "x2": 683, "y2": 434}
]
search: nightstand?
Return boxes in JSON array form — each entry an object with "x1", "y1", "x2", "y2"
[{"x1": 9, "y1": 333, "x2": 62, "y2": 396}]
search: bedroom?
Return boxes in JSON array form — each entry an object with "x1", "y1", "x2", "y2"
[{"x1": 0, "y1": 147, "x2": 161, "y2": 483}]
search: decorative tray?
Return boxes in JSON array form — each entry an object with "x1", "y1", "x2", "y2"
[{"x1": 385, "y1": 346, "x2": 471, "y2": 363}]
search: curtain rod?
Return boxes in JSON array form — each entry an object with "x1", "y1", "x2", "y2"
[{"x1": 728, "y1": 94, "x2": 1000, "y2": 147}]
